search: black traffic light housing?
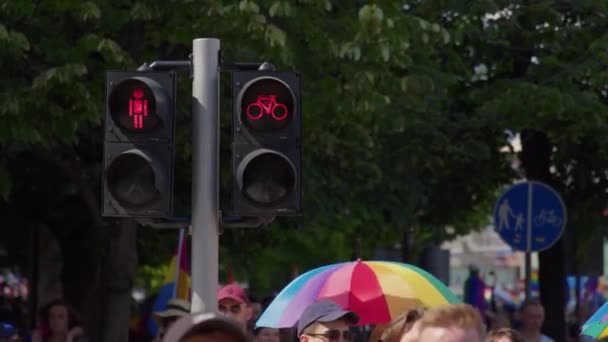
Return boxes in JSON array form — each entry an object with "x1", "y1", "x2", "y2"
[
  {"x1": 232, "y1": 71, "x2": 301, "y2": 216},
  {"x1": 102, "y1": 70, "x2": 176, "y2": 217}
]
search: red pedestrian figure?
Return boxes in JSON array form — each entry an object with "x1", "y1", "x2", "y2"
[{"x1": 129, "y1": 88, "x2": 148, "y2": 129}]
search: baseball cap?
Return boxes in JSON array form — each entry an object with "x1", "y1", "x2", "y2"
[
  {"x1": 297, "y1": 300, "x2": 359, "y2": 336},
  {"x1": 218, "y1": 283, "x2": 249, "y2": 304},
  {"x1": 154, "y1": 298, "x2": 191, "y2": 323},
  {"x1": 162, "y1": 312, "x2": 248, "y2": 342}
]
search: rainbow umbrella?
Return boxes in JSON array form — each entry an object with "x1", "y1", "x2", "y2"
[
  {"x1": 581, "y1": 301, "x2": 608, "y2": 338},
  {"x1": 256, "y1": 260, "x2": 460, "y2": 327},
  {"x1": 581, "y1": 320, "x2": 608, "y2": 339},
  {"x1": 582, "y1": 301, "x2": 608, "y2": 330}
]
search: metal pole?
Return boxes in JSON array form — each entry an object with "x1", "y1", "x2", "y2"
[
  {"x1": 525, "y1": 252, "x2": 531, "y2": 300},
  {"x1": 191, "y1": 38, "x2": 220, "y2": 313},
  {"x1": 525, "y1": 182, "x2": 533, "y2": 300}
]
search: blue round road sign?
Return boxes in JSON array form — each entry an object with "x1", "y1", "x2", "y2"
[{"x1": 493, "y1": 181, "x2": 567, "y2": 252}]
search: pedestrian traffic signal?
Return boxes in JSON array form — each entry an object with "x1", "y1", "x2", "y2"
[
  {"x1": 102, "y1": 70, "x2": 176, "y2": 217},
  {"x1": 232, "y1": 71, "x2": 302, "y2": 216}
]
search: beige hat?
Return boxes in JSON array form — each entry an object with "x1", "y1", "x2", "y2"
[
  {"x1": 154, "y1": 299, "x2": 191, "y2": 323},
  {"x1": 162, "y1": 312, "x2": 248, "y2": 342}
]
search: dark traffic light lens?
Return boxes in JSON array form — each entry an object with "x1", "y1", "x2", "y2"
[
  {"x1": 240, "y1": 152, "x2": 296, "y2": 205},
  {"x1": 107, "y1": 152, "x2": 162, "y2": 208},
  {"x1": 109, "y1": 79, "x2": 161, "y2": 133},
  {"x1": 240, "y1": 78, "x2": 294, "y2": 132}
]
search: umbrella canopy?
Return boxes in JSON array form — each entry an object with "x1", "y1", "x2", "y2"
[
  {"x1": 581, "y1": 301, "x2": 608, "y2": 338},
  {"x1": 582, "y1": 301, "x2": 608, "y2": 331},
  {"x1": 256, "y1": 260, "x2": 460, "y2": 328},
  {"x1": 581, "y1": 320, "x2": 608, "y2": 339}
]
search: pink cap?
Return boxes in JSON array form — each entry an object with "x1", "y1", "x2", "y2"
[{"x1": 218, "y1": 283, "x2": 249, "y2": 304}]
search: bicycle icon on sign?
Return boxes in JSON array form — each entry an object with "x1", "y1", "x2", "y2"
[
  {"x1": 246, "y1": 95, "x2": 288, "y2": 121},
  {"x1": 534, "y1": 209, "x2": 562, "y2": 227}
]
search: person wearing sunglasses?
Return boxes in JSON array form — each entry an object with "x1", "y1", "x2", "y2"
[
  {"x1": 377, "y1": 307, "x2": 424, "y2": 342},
  {"x1": 297, "y1": 300, "x2": 359, "y2": 342},
  {"x1": 217, "y1": 283, "x2": 252, "y2": 333}
]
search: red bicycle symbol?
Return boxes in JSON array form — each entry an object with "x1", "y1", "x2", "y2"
[{"x1": 246, "y1": 95, "x2": 288, "y2": 121}]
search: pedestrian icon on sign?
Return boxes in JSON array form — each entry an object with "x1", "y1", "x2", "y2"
[
  {"x1": 514, "y1": 213, "x2": 525, "y2": 231},
  {"x1": 498, "y1": 199, "x2": 514, "y2": 231},
  {"x1": 493, "y1": 181, "x2": 567, "y2": 252},
  {"x1": 129, "y1": 88, "x2": 148, "y2": 129}
]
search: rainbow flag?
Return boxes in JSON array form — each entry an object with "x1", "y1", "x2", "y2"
[{"x1": 148, "y1": 230, "x2": 190, "y2": 335}]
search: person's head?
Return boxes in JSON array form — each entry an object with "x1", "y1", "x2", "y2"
[
  {"x1": 250, "y1": 302, "x2": 263, "y2": 320},
  {"x1": 469, "y1": 265, "x2": 480, "y2": 276},
  {"x1": 377, "y1": 308, "x2": 424, "y2": 342},
  {"x1": 416, "y1": 304, "x2": 485, "y2": 342},
  {"x1": 254, "y1": 327, "x2": 280, "y2": 342},
  {"x1": 297, "y1": 300, "x2": 359, "y2": 342},
  {"x1": 485, "y1": 328, "x2": 524, "y2": 342},
  {"x1": 217, "y1": 283, "x2": 251, "y2": 330},
  {"x1": 39, "y1": 299, "x2": 80, "y2": 335},
  {"x1": 519, "y1": 298, "x2": 544, "y2": 332},
  {"x1": 163, "y1": 312, "x2": 248, "y2": 342},
  {"x1": 154, "y1": 299, "x2": 191, "y2": 339},
  {"x1": 248, "y1": 302, "x2": 264, "y2": 333},
  {"x1": 0, "y1": 322, "x2": 18, "y2": 342}
]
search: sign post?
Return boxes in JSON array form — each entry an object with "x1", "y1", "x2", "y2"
[{"x1": 493, "y1": 181, "x2": 567, "y2": 299}]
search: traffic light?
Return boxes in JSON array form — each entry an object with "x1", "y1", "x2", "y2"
[
  {"x1": 232, "y1": 71, "x2": 301, "y2": 216},
  {"x1": 102, "y1": 70, "x2": 176, "y2": 217}
]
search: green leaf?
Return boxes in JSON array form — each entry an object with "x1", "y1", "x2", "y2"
[
  {"x1": 0, "y1": 24, "x2": 8, "y2": 40},
  {"x1": 442, "y1": 30, "x2": 450, "y2": 44},
  {"x1": 421, "y1": 33, "x2": 429, "y2": 44},
  {"x1": 32, "y1": 68, "x2": 57, "y2": 89},
  {"x1": 78, "y1": 2, "x2": 101, "y2": 22},
  {"x1": 353, "y1": 46, "x2": 361, "y2": 61},
  {"x1": 130, "y1": 2, "x2": 155, "y2": 20},
  {"x1": 239, "y1": 0, "x2": 260, "y2": 13},
  {"x1": 265, "y1": 24, "x2": 286, "y2": 47},
  {"x1": 269, "y1": 1, "x2": 292, "y2": 17},
  {"x1": 359, "y1": 4, "x2": 384, "y2": 22},
  {"x1": 381, "y1": 44, "x2": 390, "y2": 62},
  {"x1": 96, "y1": 38, "x2": 125, "y2": 62}
]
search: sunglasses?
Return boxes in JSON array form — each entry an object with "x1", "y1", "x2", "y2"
[
  {"x1": 308, "y1": 329, "x2": 353, "y2": 341},
  {"x1": 218, "y1": 304, "x2": 243, "y2": 314}
]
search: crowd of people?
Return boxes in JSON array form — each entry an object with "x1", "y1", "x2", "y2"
[
  {"x1": 462, "y1": 265, "x2": 603, "y2": 342},
  {"x1": 0, "y1": 298, "x2": 87, "y2": 342},
  {"x1": 0, "y1": 275, "x2": 604, "y2": 341},
  {"x1": 146, "y1": 282, "x2": 570, "y2": 342}
]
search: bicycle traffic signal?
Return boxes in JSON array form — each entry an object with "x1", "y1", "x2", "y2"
[
  {"x1": 232, "y1": 71, "x2": 302, "y2": 216},
  {"x1": 102, "y1": 70, "x2": 176, "y2": 217}
]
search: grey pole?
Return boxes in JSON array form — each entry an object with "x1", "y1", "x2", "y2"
[
  {"x1": 525, "y1": 182, "x2": 533, "y2": 300},
  {"x1": 191, "y1": 38, "x2": 220, "y2": 313}
]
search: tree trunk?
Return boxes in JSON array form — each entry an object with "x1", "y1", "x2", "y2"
[
  {"x1": 101, "y1": 219, "x2": 138, "y2": 342},
  {"x1": 520, "y1": 130, "x2": 566, "y2": 342},
  {"x1": 56, "y1": 218, "x2": 137, "y2": 342}
]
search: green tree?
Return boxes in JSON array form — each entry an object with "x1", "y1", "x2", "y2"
[
  {"x1": 435, "y1": 1, "x2": 608, "y2": 339},
  {"x1": 3, "y1": 1, "x2": 607, "y2": 341}
]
